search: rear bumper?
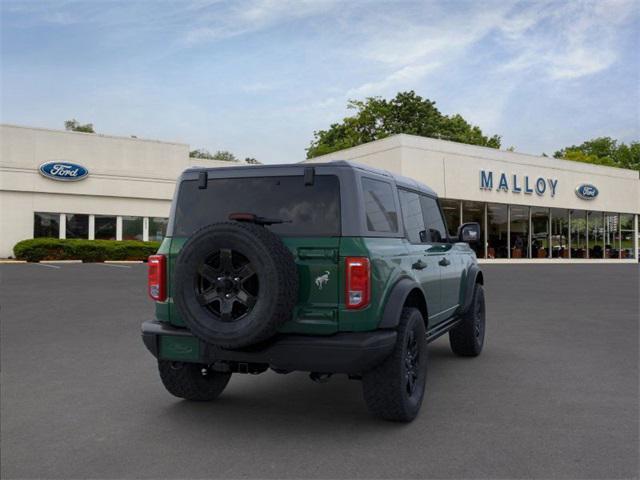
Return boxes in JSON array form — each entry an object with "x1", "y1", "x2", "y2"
[{"x1": 141, "y1": 320, "x2": 396, "y2": 374}]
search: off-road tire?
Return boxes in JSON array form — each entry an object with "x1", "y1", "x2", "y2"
[
  {"x1": 158, "y1": 360, "x2": 231, "y2": 401},
  {"x1": 449, "y1": 283, "x2": 485, "y2": 356},
  {"x1": 362, "y1": 308, "x2": 427, "y2": 422},
  {"x1": 173, "y1": 222, "x2": 298, "y2": 349}
]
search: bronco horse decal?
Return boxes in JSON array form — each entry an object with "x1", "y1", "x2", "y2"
[{"x1": 315, "y1": 271, "x2": 330, "y2": 290}]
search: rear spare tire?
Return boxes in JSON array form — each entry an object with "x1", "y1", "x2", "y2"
[{"x1": 173, "y1": 222, "x2": 298, "y2": 349}]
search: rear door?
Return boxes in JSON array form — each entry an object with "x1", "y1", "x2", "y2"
[
  {"x1": 398, "y1": 189, "x2": 442, "y2": 323},
  {"x1": 420, "y1": 195, "x2": 462, "y2": 320}
]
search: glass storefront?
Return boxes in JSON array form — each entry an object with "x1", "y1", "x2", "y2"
[
  {"x1": 620, "y1": 214, "x2": 636, "y2": 259},
  {"x1": 604, "y1": 213, "x2": 619, "y2": 258},
  {"x1": 588, "y1": 211, "x2": 604, "y2": 258},
  {"x1": 531, "y1": 207, "x2": 550, "y2": 259},
  {"x1": 462, "y1": 201, "x2": 484, "y2": 257},
  {"x1": 551, "y1": 209, "x2": 569, "y2": 258},
  {"x1": 571, "y1": 210, "x2": 587, "y2": 258},
  {"x1": 32, "y1": 213, "x2": 169, "y2": 243},
  {"x1": 122, "y1": 216, "x2": 143, "y2": 241},
  {"x1": 95, "y1": 215, "x2": 117, "y2": 240},
  {"x1": 149, "y1": 217, "x2": 168, "y2": 241},
  {"x1": 440, "y1": 199, "x2": 461, "y2": 237},
  {"x1": 66, "y1": 214, "x2": 89, "y2": 239},
  {"x1": 510, "y1": 205, "x2": 529, "y2": 259},
  {"x1": 29, "y1": 204, "x2": 636, "y2": 262},
  {"x1": 487, "y1": 203, "x2": 508, "y2": 259},
  {"x1": 34, "y1": 212, "x2": 59, "y2": 238}
]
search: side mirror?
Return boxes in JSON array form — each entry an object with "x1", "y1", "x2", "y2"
[{"x1": 458, "y1": 222, "x2": 481, "y2": 243}]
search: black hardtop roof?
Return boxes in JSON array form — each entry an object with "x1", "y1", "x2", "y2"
[{"x1": 185, "y1": 160, "x2": 437, "y2": 197}]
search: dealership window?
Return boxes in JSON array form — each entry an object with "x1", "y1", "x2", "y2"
[
  {"x1": 65, "y1": 214, "x2": 89, "y2": 239},
  {"x1": 531, "y1": 207, "x2": 550, "y2": 259},
  {"x1": 486, "y1": 203, "x2": 508, "y2": 259},
  {"x1": 95, "y1": 215, "x2": 117, "y2": 240},
  {"x1": 603, "y1": 213, "x2": 620, "y2": 259},
  {"x1": 122, "y1": 216, "x2": 143, "y2": 241},
  {"x1": 551, "y1": 209, "x2": 569, "y2": 258},
  {"x1": 149, "y1": 217, "x2": 168, "y2": 242},
  {"x1": 34, "y1": 212, "x2": 59, "y2": 238},
  {"x1": 509, "y1": 205, "x2": 529, "y2": 259},
  {"x1": 440, "y1": 199, "x2": 461, "y2": 237},
  {"x1": 361, "y1": 178, "x2": 398, "y2": 233},
  {"x1": 462, "y1": 201, "x2": 485, "y2": 258},
  {"x1": 571, "y1": 210, "x2": 587, "y2": 258},
  {"x1": 588, "y1": 211, "x2": 604, "y2": 258},
  {"x1": 620, "y1": 214, "x2": 635, "y2": 259}
]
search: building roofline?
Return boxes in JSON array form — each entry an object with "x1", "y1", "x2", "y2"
[
  {"x1": 393, "y1": 133, "x2": 639, "y2": 178},
  {"x1": 309, "y1": 133, "x2": 639, "y2": 179},
  {"x1": 0, "y1": 123, "x2": 189, "y2": 147}
]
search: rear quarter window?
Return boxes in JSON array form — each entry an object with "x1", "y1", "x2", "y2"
[
  {"x1": 173, "y1": 175, "x2": 341, "y2": 237},
  {"x1": 361, "y1": 177, "x2": 398, "y2": 233}
]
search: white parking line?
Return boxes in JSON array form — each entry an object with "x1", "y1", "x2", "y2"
[
  {"x1": 96, "y1": 263, "x2": 132, "y2": 269},
  {"x1": 35, "y1": 263, "x2": 61, "y2": 269}
]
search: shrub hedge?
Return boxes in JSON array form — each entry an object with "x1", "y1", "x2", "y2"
[{"x1": 13, "y1": 238, "x2": 161, "y2": 262}]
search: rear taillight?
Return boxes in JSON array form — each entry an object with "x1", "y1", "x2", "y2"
[
  {"x1": 345, "y1": 257, "x2": 370, "y2": 309},
  {"x1": 148, "y1": 255, "x2": 166, "y2": 301}
]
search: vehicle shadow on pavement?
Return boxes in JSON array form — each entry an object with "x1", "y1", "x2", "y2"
[{"x1": 156, "y1": 339, "x2": 459, "y2": 431}]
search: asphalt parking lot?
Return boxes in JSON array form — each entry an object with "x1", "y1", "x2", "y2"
[{"x1": 1, "y1": 263, "x2": 638, "y2": 479}]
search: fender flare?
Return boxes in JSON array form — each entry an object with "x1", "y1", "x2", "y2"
[
  {"x1": 378, "y1": 277, "x2": 427, "y2": 329},
  {"x1": 460, "y1": 264, "x2": 483, "y2": 314}
]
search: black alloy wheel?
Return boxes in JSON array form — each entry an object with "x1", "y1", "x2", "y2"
[
  {"x1": 196, "y1": 248, "x2": 259, "y2": 322},
  {"x1": 405, "y1": 328, "x2": 420, "y2": 396}
]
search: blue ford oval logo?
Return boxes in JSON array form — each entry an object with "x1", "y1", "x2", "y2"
[
  {"x1": 575, "y1": 183, "x2": 598, "y2": 200},
  {"x1": 39, "y1": 161, "x2": 89, "y2": 182}
]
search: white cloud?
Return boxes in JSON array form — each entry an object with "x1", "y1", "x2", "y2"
[
  {"x1": 347, "y1": 63, "x2": 440, "y2": 97},
  {"x1": 183, "y1": 0, "x2": 341, "y2": 44},
  {"x1": 499, "y1": 0, "x2": 637, "y2": 80}
]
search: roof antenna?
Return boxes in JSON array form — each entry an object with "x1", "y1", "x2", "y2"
[{"x1": 304, "y1": 166, "x2": 315, "y2": 186}]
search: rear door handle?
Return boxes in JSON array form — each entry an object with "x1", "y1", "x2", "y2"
[
  {"x1": 412, "y1": 260, "x2": 427, "y2": 270},
  {"x1": 438, "y1": 257, "x2": 451, "y2": 267}
]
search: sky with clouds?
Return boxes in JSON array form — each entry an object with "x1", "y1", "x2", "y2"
[{"x1": 1, "y1": 0, "x2": 639, "y2": 163}]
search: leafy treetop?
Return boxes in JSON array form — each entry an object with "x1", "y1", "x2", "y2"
[
  {"x1": 190, "y1": 149, "x2": 261, "y2": 164},
  {"x1": 65, "y1": 119, "x2": 95, "y2": 133},
  {"x1": 554, "y1": 137, "x2": 639, "y2": 172},
  {"x1": 190, "y1": 149, "x2": 237, "y2": 161},
  {"x1": 306, "y1": 91, "x2": 501, "y2": 158}
]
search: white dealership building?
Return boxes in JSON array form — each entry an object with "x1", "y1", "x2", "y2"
[
  {"x1": 0, "y1": 124, "x2": 236, "y2": 258},
  {"x1": 1, "y1": 124, "x2": 638, "y2": 261}
]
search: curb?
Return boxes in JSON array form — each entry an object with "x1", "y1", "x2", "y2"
[
  {"x1": 104, "y1": 260, "x2": 144, "y2": 264},
  {"x1": 40, "y1": 260, "x2": 83, "y2": 264},
  {"x1": 0, "y1": 260, "x2": 27, "y2": 264}
]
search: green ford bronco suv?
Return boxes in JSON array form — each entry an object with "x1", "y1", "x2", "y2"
[{"x1": 142, "y1": 161, "x2": 485, "y2": 422}]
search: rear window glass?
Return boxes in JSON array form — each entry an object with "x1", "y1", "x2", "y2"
[
  {"x1": 173, "y1": 175, "x2": 341, "y2": 237},
  {"x1": 361, "y1": 177, "x2": 398, "y2": 233}
]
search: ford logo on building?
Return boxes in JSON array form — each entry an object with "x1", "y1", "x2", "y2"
[
  {"x1": 39, "y1": 161, "x2": 89, "y2": 182},
  {"x1": 575, "y1": 183, "x2": 598, "y2": 200}
]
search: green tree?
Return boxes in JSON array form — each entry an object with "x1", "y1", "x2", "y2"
[
  {"x1": 212, "y1": 150, "x2": 238, "y2": 162},
  {"x1": 189, "y1": 149, "x2": 239, "y2": 162},
  {"x1": 554, "y1": 137, "x2": 640, "y2": 171},
  {"x1": 306, "y1": 91, "x2": 501, "y2": 158},
  {"x1": 64, "y1": 119, "x2": 94, "y2": 133},
  {"x1": 244, "y1": 157, "x2": 261, "y2": 164}
]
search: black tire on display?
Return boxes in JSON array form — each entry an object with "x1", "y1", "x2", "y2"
[
  {"x1": 173, "y1": 222, "x2": 298, "y2": 349},
  {"x1": 362, "y1": 308, "x2": 428, "y2": 422},
  {"x1": 158, "y1": 360, "x2": 231, "y2": 401},
  {"x1": 449, "y1": 283, "x2": 485, "y2": 357}
]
